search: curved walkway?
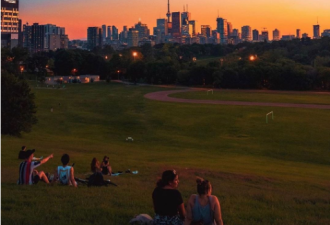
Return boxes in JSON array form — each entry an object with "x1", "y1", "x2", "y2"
[{"x1": 144, "y1": 89, "x2": 330, "y2": 109}]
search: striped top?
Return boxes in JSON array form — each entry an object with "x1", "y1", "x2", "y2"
[{"x1": 18, "y1": 161, "x2": 41, "y2": 185}]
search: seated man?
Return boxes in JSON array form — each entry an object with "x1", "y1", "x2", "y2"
[
  {"x1": 19, "y1": 146, "x2": 43, "y2": 161},
  {"x1": 54, "y1": 154, "x2": 77, "y2": 187},
  {"x1": 18, "y1": 149, "x2": 53, "y2": 185}
]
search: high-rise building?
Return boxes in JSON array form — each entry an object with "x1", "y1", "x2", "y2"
[
  {"x1": 119, "y1": 26, "x2": 128, "y2": 43},
  {"x1": 1, "y1": 0, "x2": 21, "y2": 48},
  {"x1": 313, "y1": 25, "x2": 320, "y2": 39},
  {"x1": 322, "y1": 29, "x2": 330, "y2": 37},
  {"x1": 135, "y1": 20, "x2": 150, "y2": 40},
  {"x1": 102, "y1": 24, "x2": 106, "y2": 41},
  {"x1": 107, "y1": 26, "x2": 111, "y2": 39},
  {"x1": 227, "y1": 22, "x2": 233, "y2": 38},
  {"x1": 216, "y1": 17, "x2": 228, "y2": 44},
  {"x1": 260, "y1": 30, "x2": 269, "y2": 41},
  {"x1": 189, "y1": 20, "x2": 196, "y2": 36},
  {"x1": 127, "y1": 28, "x2": 139, "y2": 47},
  {"x1": 156, "y1": 19, "x2": 168, "y2": 36},
  {"x1": 252, "y1": 29, "x2": 259, "y2": 41},
  {"x1": 273, "y1": 29, "x2": 280, "y2": 41},
  {"x1": 172, "y1": 12, "x2": 181, "y2": 37},
  {"x1": 87, "y1": 27, "x2": 102, "y2": 50},
  {"x1": 112, "y1": 26, "x2": 118, "y2": 40},
  {"x1": 302, "y1": 33, "x2": 308, "y2": 38},
  {"x1": 181, "y1": 11, "x2": 191, "y2": 36},
  {"x1": 281, "y1": 35, "x2": 295, "y2": 41},
  {"x1": 241, "y1": 26, "x2": 252, "y2": 42},
  {"x1": 296, "y1": 29, "x2": 301, "y2": 38},
  {"x1": 201, "y1": 25, "x2": 211, "y2": 37}
]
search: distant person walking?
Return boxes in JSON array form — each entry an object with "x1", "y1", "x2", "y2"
[
  {"x1": 152, "y1": 170, "x2": 185, "y2": 225},
  {"x1": 184, "y1": 178, "x2": 223, "y2": 225}
]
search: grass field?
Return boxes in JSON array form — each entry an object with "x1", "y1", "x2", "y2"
[{"x1": 2, "y1": 82, "x2": 330, "y2": 225}]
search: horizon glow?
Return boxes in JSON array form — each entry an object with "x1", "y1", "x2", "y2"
[{"x1": 20, "y1": 0, "x2": 330, "y2": 40}]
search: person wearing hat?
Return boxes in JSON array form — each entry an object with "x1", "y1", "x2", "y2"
[
  {"x1": 100, "y1": 156, "x2": 112, "y2": 175},
  {"x1": 152, "y1": 170, "x2": 186, "y2": 225},
  {"x1": 18, "y1": 149, "x2": 54, "y2": 185},
  {"x1": 18, "y1": 146, "x2": 43, "y2": 161}
]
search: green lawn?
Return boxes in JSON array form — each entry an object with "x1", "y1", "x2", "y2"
[
  {"x1": 2, "y1": 82, "x2": 330, "y2": 225},
  {"x1": 170, "y1": 89, "x2": 330, "y2": 105}
]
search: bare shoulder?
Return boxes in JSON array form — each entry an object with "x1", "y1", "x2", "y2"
[
  {"x1": 209, "y1": 195, "x2": 220, "y2": 204},
  {"x1": 189, "y1": 194, "x2": 197, "y2": 203}
]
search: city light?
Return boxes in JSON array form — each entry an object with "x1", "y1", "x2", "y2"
[
  {"x1": 249, "y1": 55, "x2": 256, "y2": 61},
  {"x1": 133, "y1": 52, "x2": 137, "y2": 60}
]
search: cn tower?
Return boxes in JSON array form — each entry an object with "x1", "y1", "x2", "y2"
[{"x1": 166, "y1": 0, "x2": 171, "y2": 22}]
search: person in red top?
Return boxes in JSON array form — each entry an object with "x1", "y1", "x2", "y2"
[{"x1": 18, "y1": 149, "x2": 53, "y2": 185}]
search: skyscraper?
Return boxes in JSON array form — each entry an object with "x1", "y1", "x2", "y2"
[
  {"x1": 172, "y1": 12, "x2": 181, "y2": 37},
  {"x1": 1, "y1": 0, "x2": 21, "y2": 47},
  {"x1": 201, "y1": 25, "x2": 211, "y2": 37},
  {"x1": 107, "y1": 26, "x2": 111, "y2": 39},
  {"x1": 241, "y1": 26, "x2": 252, "y2": 42},
  {"x1": 102, "y1": 24, "x2": 106, "y2": 41},
  {"x1": 260, "y1": 30, "x2": 269, "y2": 42},
  {"x1": 127, "y1": 28, "x2": 139, "y2": 47},
  {"x1": 156, "y1": 18, "x2": 168, "y2": 37},
  {"x1": 252, "y1": 29, "x2": 259, "y2": 41},
  {"x1": 296, "y1": 29, "x2": 301, "y2": 38},
  {"x1": 273, "y1": 29, "x2": 280, "y2": 41},
  {"x1": 112, "y1": 26, "x2": 118, "y2": 40},
  {"x1": 135, "y1": 20, "x2": 150, "y2": 40},
  {"x1": 189, "y1": 20, "x2": 196, "y2": 36},
  {"x1": 181, "y1": 11, "x2": 191, "y2": 36},
  {"x1": 227, "y1": 22, "x2": 233, "y2": 38},
  {"x1": 313, "y1": 25, "x2": 320, "y2": 39},
  {"x1": 216, "y1": 17, "x2": 228, "y2": 44},
  {"x1": 87, "y1": 27, "x2": 102, "y2": 50}
]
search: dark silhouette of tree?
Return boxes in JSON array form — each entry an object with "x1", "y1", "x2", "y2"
[{"x1": 1, "y1": 71, "x2": 37, "y2": 136}]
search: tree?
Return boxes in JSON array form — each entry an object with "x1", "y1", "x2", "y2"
[{"x1": 1, "y1": 72, "x2": 37, "y2": 136}]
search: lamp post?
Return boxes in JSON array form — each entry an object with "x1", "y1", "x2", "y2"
[
  {"x1": 220, "y1": 58, "x2": 224, "y2": 66},
  {"x1": 133, "y1": 52, "x2": 137, "y2": 61},
  {"x1": 117, "y1": 70, "x2": 120, "y2": 80}
]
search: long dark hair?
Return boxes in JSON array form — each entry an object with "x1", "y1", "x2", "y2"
[
  {"x1": 196, "y1": 177, "x2": 212, "y2": 195},
  {"x1": 91, "y1": 157, "x2": 100, "y2": 172},
  {"x1": 156, "y1": 170, "x2": 177, "y2": 188}
]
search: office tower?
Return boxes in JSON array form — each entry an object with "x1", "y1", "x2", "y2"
[
  {"x1": 172, "y1": 12, "x2": 181, "y2": 37},
  {"x1": 313, "y1": 25, "x2": 320, "y2": 39},
  {"x1": 216, "y1": 17, "x2": 228, "y2": 44},
  {"x1": 102, "y1": 24, "x2": 106, "y2": 41},
  {"x1": 296, "y1": 29, "x2": 301, "y2": 38},
  {"x1": 260, "y1": 30, "x2": 269, "y2": 41},
  {"x1": 227, "y1": 22, "x2": 233, "y2": 38},
  {"x1": 322, "y1": 29, "x2": 330, "y2": 37},
  {"x1": 181, "y1": 11, "x2": 191, "y2": 36},
  {"x1": 302, "y1": 33, "x2": 308, "y2": 38},
  {"x1": 201, "y1": 25, "x2": 211, "y2": 37},
  {"x1": 127, "y1": 28, "x2": 139, "y2": 47},
  {"x1": 87, "y1": 27, "x2": 102, "y2": 50},
  {"x1": 112, "y1": 26, "x2": 118, "y2": 40},
  {"x1": 156, "y1": 19, "x2": 168, "y2": 36},
  {"x1": 252, "y1": 29, "x2": 259, "y2": 41},
  {"x1": 212, "y1": 30, "x2": 220, "y2": 44},
  {"x1": 107, "y1": 26, "x2": 111, "y2": 39},
  {"x1": 189, "y1": 20, "x2": 196, "y2": 36},
  {"x1": 22, "y1": 23, "x2": 46, "y2": 53},
  {"x1": 1, "y1": 0, "x2": 21, "y2": 48},
  {"x1": 273, "y1": 29, "x2": 280, "y2": 41},
  {"x1": 135, "y1": 20, "x2": 150, "y2": 40},
  {"x1": 241, "y1": 26, "x2": 252, "y2": 41}
]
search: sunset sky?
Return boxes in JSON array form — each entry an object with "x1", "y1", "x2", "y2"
[{"x1": 20, "y1": 0, "x2": 330, "y2": 40}]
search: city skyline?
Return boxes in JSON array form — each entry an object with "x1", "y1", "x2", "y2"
[{"x1": 20, "y1": 0, "x2": 330, "y2": 40}]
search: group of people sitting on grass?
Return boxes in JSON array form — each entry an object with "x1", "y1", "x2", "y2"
[
  {"x1": 18, "y1": 147, "x2": 223, "y2": 225},
  {"x1": 18, "y1": 146, "x2": 114, "y2": 187}
]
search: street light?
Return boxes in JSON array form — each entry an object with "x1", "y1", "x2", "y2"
[
  {"x1": 105, "y1": 56, "x2": 108, "y2": 60},
  {"x1": 133, "y1": 52, "x2": 137, "y2": 61},
  {"x1": 220, "y1": 58, "x2": 224, "y2": 66},
  {"x1": 249, "y1": 55, "x2": 256, "y2": 61},
  {"x1": 20, "y1": 66, "x2": 24, "y2": 74},
  {"x1": 117, "y1": 70, "x2": 120, "y2": 80}
]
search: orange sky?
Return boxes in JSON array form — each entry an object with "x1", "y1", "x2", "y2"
[{"x1": 20, "y1": 0, "x2": 330, "y2": 40}]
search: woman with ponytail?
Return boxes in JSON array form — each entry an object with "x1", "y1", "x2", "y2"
[
  {"x1": 152, "y1": 170, "x2": 186, "y2": 225},
  {"x1": 184, "y1": 178, "x2": 223, "y2": 225}
]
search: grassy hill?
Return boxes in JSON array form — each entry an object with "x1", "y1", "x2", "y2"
[{"x1": 2, "y1": 82, "x2": 330, "y2": 225}]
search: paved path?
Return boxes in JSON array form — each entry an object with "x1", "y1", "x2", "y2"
[{"x1": 144, "y1": 89, "x2": 330, "y2": 109}]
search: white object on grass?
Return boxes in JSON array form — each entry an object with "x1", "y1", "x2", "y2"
[
  {"x1": 126, "y1": 137, "x2": 134, "y2": 141},
  {"x1": 266, "y1": 111, "x2": 274, "y2": 123},
  {"x1": 207, "y1": 89, "x2": 213, "y2": 95}
]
